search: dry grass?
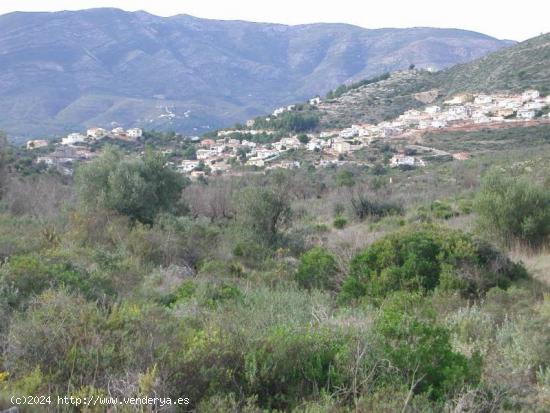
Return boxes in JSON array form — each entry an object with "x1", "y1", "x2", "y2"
[{"x1": 510, "y1": 246, "x2": 550, "y2": 287}]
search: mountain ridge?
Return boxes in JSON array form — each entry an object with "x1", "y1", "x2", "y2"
[
  {"x1": 0, "y1": 8, "x2": 514, "y2": 137},
  {"x1": 316, "y1": 32, "x2": 550, "y2": 129}
]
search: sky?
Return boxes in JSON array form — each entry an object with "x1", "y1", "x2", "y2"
[{"x1": 0, "y1": 0, "x2": 548, "y2": 41}]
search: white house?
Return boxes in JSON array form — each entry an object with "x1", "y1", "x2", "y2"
[
  {"x1": 127, "y1": 128, "x2": 143, "y2": 138},
  {"x1": 279, "y1": 136, "x2": 301, "y2": 148},
  {"x1": 309, "y1": 96, "x2": 321, "y2": 105},
  {"x1": 425, "y1": 105, "x2": 441, "y2": 115},
  {"x1": 523, "y1": 101, "x2": 546, "y2": 110},
  {"x1": 87, "y1": 128, "x2": 108, "y2": 140},
  {"x1": 474, "y1": 95, "x2": 493, "y2": 105},
  {"x1": 431, "y1": 120, "x2": 447, "y2": 129},
  {"x1": 333, "y1": 141, "x2": 351, "y2": 154},
  {"x1": 272, "y1": 107, "x2": 286, "y2": 117},
  {"x1": 246, "y1": 158, "x2": 265, "y2": 167},
  {"x1": 390, "y1": 154, "x2": 425, "y2": 167},
  {"x1": 196, "y1": 149, "x2": 217, "y2": 160},
  {"x1": 522, "y1": 90, "x2": 540, "y2": 102},
  {"x1": 517, "y1": 108, "x2": 536, "y2": 119},
  {"x1": 339, "y1": 126, "x2": 359, "y2": 139},
  {"x1": 61, "y1": 133, "x2": 86, "y2": 145},
  {"x1": 446, "y1": 106, "x2": 470, "y2": 120},
  {"x1": 254, "y1": 149, "x2": 278, "y2": 159},
  {"x1": 111, "y1": 127, "x2": 125, "y2": 135},
  {"x1": 179, "y1": 160, "x2": 200, "y2": 173},
  {"x1": 418, "y1": 120, "x2": 431, "y2": 129},
  {"x1": 241, "y1": 140, "x2": 257, "y2": 148},
  {"x1": 307, "y1": 139, "x2": 322, "y2": 151}
]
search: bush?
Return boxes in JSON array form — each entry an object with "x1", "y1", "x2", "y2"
[
  {"x1": 0, "y1": 253, "x2": 113, "y2": 309},
  {"x1": 335, "y1": 170, "x2": 355, "y2": 187},
  {"x1": 351, "y1": 194, "x2": 403, "y2": 221},
  {"x1": 333, "y1": 215, "x2": 347, "y2": 229},
  {"x1": 244, "y1": 326, "x2": 347, "y2": 410},
  {"x1": 374, "y1": 293, "x2": 481, "y2": 400},
  {"x1": 475, "y1": 170, "x2": 550, "y2": 247},
  {"x1": 295, "y1": 247, "x2": 339, "y2": 290},
  {"x1": 339, "y1": 226, "x2": 526, "y2": 303}
]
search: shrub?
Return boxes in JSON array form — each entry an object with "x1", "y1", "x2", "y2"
[
  {"x1": 475, "y1": 170, "x2": 550, "y2": 247},
  {"x1": 375, "y1": 293, "x2": 481, "y2": 400},
  {"x1": 339, "y1": 226, "x2": 526, "y2": 303},
  {"x1": 244, "y1": 326, "x2": 347, "y2": 409},
  {"x1": 0, "y1": 254, "x2": 112, "y2": 309},
  {"x1": 351, "y1": 194, "x2": 403, "y2": 221},
  {"x1": 335, "y1": 170, "x2": 355, "y2": 187},
  {"x1": 333, "y1": 215, "x2": 347, "y2": 229},
  {"x1": 295, "y1": 247, "x2": 339, "y2": 290},
  {"x1": 430, "y1": 200, "x2": 456, "y2": 219}
]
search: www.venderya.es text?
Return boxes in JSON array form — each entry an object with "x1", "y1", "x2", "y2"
[{"x1": 11, "y1": 395, "x2": 190, "y2": 407}]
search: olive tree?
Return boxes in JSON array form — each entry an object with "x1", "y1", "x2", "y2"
[{"x1": 75, "y1": 147, "x2": 186, "y2": 224}]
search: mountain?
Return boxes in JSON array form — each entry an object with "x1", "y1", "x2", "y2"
[
  {"x1": 317, "y1": 33, "x2": 550, "y2": 129},
  {"x1": 0, "y1": 8, "x2": 513, "y2": 138}
]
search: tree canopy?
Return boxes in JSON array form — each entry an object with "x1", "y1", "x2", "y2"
[{"x1": 75, "y1": 147, "x2": 186, "y2": 224}]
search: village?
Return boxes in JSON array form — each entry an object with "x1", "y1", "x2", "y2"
[
  {"x1": 178, "y1": 89, "x2": 549, "y2": 176},
  {"x1": 25, "y1": 89, "x2": 549, "y2": 177}
]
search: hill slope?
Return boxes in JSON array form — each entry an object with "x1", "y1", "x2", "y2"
[
  {"x1": 318, "y1": 33, "x2": 549, "y2": 129},
  {"x1": 0, "y1": 8, "x2": 512, "y2": 137}
]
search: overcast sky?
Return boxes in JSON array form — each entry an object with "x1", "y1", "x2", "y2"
[{"x1": 1, "y1": 0, "x2": 548, "y2": 41}]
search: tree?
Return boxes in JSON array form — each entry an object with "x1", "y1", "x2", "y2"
[
  {"x1": 75, "y1": 147, "x2": 186, "y2": 224},
  {"x1": 182, "y1": 145, "x2": 197, "y2": 160},
  {"x1": 234, "y1": 187, "x2": 291, "y2": 247},
  {"x1": 475, "y1": 170, "x2": 550, "y2": 247}
]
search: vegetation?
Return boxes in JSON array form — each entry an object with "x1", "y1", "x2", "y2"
[
  {"x1": 0, "y1": 124, "x2": 549, "y2": 412},
  {"x1": 326, "y1": 72, "x2": 390, "y2": 99},
  {"x1": 252, "y1": 106, "x2": 320, "y2": 134},
  {"x1": 75, "y1": 147, "x2": 187, "y2": 224},
  {"x1": 295, "y1": 247, "x2": 338, "y2": 290},
  {"x1": 475, "y1": 169, "x2": 550, "y2": 247},
  {"x1": 340, "y1": 226, "x2": 526, "y2": 303}
]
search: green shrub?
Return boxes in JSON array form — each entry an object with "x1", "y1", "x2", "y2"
[
  {"x1": 333, "y1": 215, "x2": 347, "y2": 229},
  {"x1": 161, "y1": 280, "x2": 197, "y2": 307},
  {"x1": 295, "y1": 247, "x2": 339, "y2": 290},
  {"x1": 335, "y1": 170, "x2": 355, "y2": 187},
  {"x1": 375, "y1": 293, "x2": 481, "y2": 399},
  {"x1": 339, "y1": 226, "x2": 526, "y2": 303},
  {"x1": 244, "y1": 326, "x2": 347, "y2": 410},
  {"x1": 0, "y1": 254, "x2": 113, "y2": 308}
]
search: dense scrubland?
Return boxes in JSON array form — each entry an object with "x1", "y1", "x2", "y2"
[{"x1": 0, "y1": 128, "x2": 549, "y2": 412}]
